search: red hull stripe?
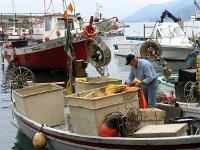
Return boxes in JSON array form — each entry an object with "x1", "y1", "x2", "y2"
[{"x1": 14, "y1": 111, "x2": 200, "y2": 150}]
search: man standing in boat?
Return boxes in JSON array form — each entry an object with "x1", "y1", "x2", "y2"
[{"x1": 125, "y1": 54, "x2": 158, "y2": 108}]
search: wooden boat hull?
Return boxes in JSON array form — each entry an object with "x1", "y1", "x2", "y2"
[
  {"x1": 3, "y1": 37, "x2": 88, "y2": 70},
  {"x1": 11, "y1": 103, "x2": 200, "y2": 150}
]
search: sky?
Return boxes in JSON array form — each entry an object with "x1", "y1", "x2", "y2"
[{"x1": 0, "y1": 0, "x2": 174, "y2": 19}]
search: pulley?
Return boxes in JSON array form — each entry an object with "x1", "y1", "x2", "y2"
[
  {"x1": 140, "y1": 40, "x2": 171, "y2": 81},
  {"x1": 140, "y1": 40, "x2": 162, "y2": 62},
  {"x1": 87, "y1": 39, "x2": 111, "y2": 76},
  {"x1": 7, "y1": 66, "x2": 35, "y2": 89},
  {"x1": 184, "y1": 81, "x2": 200, "y2": 103}
]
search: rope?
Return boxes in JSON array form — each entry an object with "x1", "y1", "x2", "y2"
[{"x1": 104, "y1": 108, "x2": 142, "y2": 137}]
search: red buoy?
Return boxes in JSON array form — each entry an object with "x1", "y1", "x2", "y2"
[
  {"x1": 99, "y1": 122, "x2": 118, "y2": 137},
  {"x1": 44, "y1": 36, "x2": 50, "y2": 42}
]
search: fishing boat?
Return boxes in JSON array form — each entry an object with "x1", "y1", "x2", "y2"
[
  {"x1": 125, "y1": 33, "x2": 150, "y2": 41},
  {"x1": 158, "y1": 75, "x2": 178, "y2": 88},
  {"x1": 1, "y1": 13, "x2": 95, "y2": 71},
  {"x1": 10, "y1": 81, "x2": 200, "y2": 150},
  {"x1": 114, "y1": 10, "x2": 194, "y2": 60},
  {"x1": 114, "y1": 22, "x2": 194, "y2": 60}
]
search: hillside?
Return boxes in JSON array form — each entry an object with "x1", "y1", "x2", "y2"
[{"x1": 122, "y1": 0, "x2": 197, "y2": 22}]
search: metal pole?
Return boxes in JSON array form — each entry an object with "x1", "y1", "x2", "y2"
[
  {"x1": 144, "y1": 24, "x2": 145, "y2": 39},
  {"x1": 44, "y1": 0, "x2": 46, "y2": 14}
]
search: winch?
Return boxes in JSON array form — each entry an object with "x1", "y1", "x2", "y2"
[
  {"x1": 87, "y1": 37, "x2": 111, "y2": 76},
  {"x1": 139, "y1": 40, "x2": 171, "y2": 81}
]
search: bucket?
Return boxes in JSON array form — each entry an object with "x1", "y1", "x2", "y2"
[{"x1": 169, "y1": 116, "x2": 200, "y2": 135}]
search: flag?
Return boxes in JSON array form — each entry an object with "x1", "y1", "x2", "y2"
[
  {"x1": 66, "y1": 79, "x2": 73, "y2": 95},
  {"x1": 64, "y1": 28, "x2": 70, "y2": 54},
  {"x1": 63, "y1": 10, "x2": 68, "y2": 19},
  {"x1": 67, "y1": 3, "x2": 73, "y2": 13}
]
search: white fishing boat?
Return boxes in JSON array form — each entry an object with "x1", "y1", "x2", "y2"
[
  {"x1": 10, "y1": 80, "x2": 200, "y2": 150},
  {"x1": 114, "y1": 22, "x2": 194, "y2": 60}
]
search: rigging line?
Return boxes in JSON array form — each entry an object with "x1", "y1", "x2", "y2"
[
  {"x1": 194, "y1": 0, "x2": 200, "y2": 10},
  {"x1": 71, "y1": 0, "x2": 76, "y2": 16},
  {"x1": 47, "y1": 0, "x2": 53, "y2": 12},
  {"x1": 51, "y1": 0, "x2": 55, "y2": 13},
  {"x1": 63, "y1": 0, "x2": 66, "y2": 11},
  {"x1": 11, "y1": 0, "x2": 16, "y2": 14}
]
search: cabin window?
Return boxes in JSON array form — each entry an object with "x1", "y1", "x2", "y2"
[
  {"x1": 57, "y1": 18, "x2": 74, "y2": 30},
  {"x1": 57, "y1": 18, "x2": 65, "y2": 29},
  {"x1": 173, "y1": 27, "x2": 185, "y2": 36},
  {"x1": 160, "y1": 28, "x2": 174, "y2": 38},
  {"x1": 67, "y1": 19, "x2": 74, "y2": 30},
  {"x1": 45, "y1": 18, "x2": 51, "y2": 31}
]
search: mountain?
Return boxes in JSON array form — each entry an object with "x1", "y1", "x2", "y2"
[{"x1": 122, "y1": 0, "x2": 197, "y2": 22}]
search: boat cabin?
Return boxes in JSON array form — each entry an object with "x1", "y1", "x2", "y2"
[
  {"x1": 7, "y1": 26, "x2": 29, "y2": 36},
  {"x1": 152, "y1": 22, "x2": 192, "y2": 46},
  {"x1": 42, "y1": 13, "x2": 82, "y2": 41}
]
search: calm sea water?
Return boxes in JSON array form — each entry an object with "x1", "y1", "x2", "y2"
[{"x1": 0, "y1": 22, "x2": 193, "y2": 150}]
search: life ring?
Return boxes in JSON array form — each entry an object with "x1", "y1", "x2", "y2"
[{"x1": 83, "y1": 26, "x2": 97, "y2": 40}]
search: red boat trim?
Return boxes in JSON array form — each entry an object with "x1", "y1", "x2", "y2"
[{"x1": 13, "y1": 111, "x2": 200, "y2": 150}]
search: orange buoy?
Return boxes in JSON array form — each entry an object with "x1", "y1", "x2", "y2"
[
  {"x1": 44, "y1": 36, "x2": 50, "y2": 42},
  {"x1": 99, "y1": 122, "x2": 118, "y2": 137},
  {"x1": 33, "y1": 132, "x2": 47, "y2": 148}
]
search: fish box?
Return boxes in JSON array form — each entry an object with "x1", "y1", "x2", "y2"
[
  {"x1": 13, "y1": 84, "x2": 65, "y2": 127},
  {"x1": 75, "y1": 77, "x2": 122, "y2": 93},
  {"x1": 133, "y1": 123, "x2": 188, "y2": 138},
  {"x1": 138, "y1": 108, "x2": 166, "y2": 128},
  {"x1": 66, "y1": 87, "x2": 139, "y2": 136},
  {"x1": 139, "y1": 108, "x2": 166, "y2": 121}
]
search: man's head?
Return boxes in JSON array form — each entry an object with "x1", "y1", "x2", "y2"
[{"x1": 125, "y1": 54, "x2": 138, "y2": 66}]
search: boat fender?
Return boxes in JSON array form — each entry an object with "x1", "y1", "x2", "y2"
[
  {"x1": 44, "y1": 36, "x2": 50, "y2": 42},
  {"x1": 10, "y1": 51, "x2": 15, "y2": 62},
  {"x1": 33, "y1": 132, "x2": 47, "y2": 149},
  {"x1": 56, "y1": 30, "x2": 61, "y2": 37},
  {"x1": 83, "y1": 26, "x2": 97, "y2": 40}
]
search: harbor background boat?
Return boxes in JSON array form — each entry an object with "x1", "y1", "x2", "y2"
[{"x1": 0, "y1": 21, "x2": 195, "y2": 150}]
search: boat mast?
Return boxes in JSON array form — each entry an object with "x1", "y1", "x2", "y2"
[
  {"x1": 44, "y1": 0, "x2": 46, "y2": 14},
  {"x1": 11, "y1": 0, "x2": 16, "y2": 27}
]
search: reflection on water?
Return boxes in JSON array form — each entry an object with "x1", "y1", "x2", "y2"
[{"x1": 0, "y1": 34, "x2": 188, "y2": 150}]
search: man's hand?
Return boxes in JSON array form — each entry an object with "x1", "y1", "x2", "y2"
[
  {"x1": 134, "y1": 82, "x2": 140, "y2": 87},
  {"x1": 127, "y1": 82, "x2": 135, "y2": 87}
]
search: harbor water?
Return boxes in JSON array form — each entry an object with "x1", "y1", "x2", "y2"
[{"x1": 0, "y1": 22, "x2": 192, "y2": 150}]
